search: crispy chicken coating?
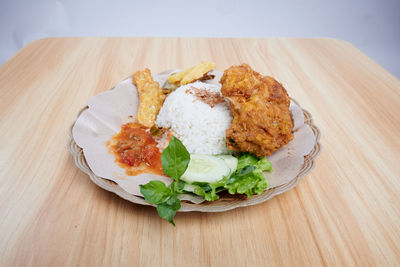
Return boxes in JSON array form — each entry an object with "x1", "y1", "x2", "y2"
[
  {"x1": 132, "y1": 69, "x2": 164, "y2": 127},
  {"x1": 220, "y1": 64, "x2": 293, "y2": 157}
]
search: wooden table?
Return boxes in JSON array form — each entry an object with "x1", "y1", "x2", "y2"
[{"x1": 0, "y1": 38, "x2": 399, "y2": 266}]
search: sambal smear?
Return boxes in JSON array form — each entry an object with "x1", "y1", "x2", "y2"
[{"x1": 108, "y1": 123, "x2": 163, "y2": 175}]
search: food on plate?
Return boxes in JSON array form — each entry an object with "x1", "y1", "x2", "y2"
[
  {"x1": 107, "y1": 123, "x2": 163, "y2": 175},
  {"x1": 132, "y1": 68, "x2": 164, "y2": 127},
  {"x1": 181, "y1": 154, "x2": 237, "y2": 184},
  {"x1": 167, "y1": 62, "x2": 216, "y2": 86},
  {"x1": 220, "y1": 64, "x2": 294, "y2": 157},
  {"x1": 139, "y1": 136, "x2": 272, "y2": 225},
  {"x1": 155, "y1": 81, "x2": 232, "y2": 154},
  {"x1": 107, "y1": 63, "x2": 294, "y2": 225}
]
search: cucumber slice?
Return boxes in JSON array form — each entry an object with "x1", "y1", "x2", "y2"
[
  {"x1": 183, "y1": 183, "x2": 196, "y2": 193},
  {"x1": 181, "y1": 154, "x2": 230, "y2": 184},
  {"x1": 215, "y1": 155, "x2": 238, "y2": 174}
]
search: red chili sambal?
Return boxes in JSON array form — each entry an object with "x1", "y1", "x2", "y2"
[{"x1": 108, "y1": 123, "x2": 163, "y2": 175}]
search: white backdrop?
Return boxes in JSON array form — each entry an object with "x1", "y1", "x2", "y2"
[{"x1": 0, "y1": 0, "x2": 399, "y2": 77}]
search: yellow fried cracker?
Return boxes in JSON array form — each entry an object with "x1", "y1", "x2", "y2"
[
  {"x1": 132, "y1": 69, "x2": 164, "y2": 127},
  {"x1": 167, "y1": 62, "x2": 216, "y2": 85},
  {"x1": 167, "y1": 66, "x2": 196, "y2": 84},
  {"x1": 181, "y1": 62, "x2": 216, "y2": 85}
]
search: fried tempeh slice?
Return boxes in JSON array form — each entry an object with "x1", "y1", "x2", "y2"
[
  {"x1": 168, "y1": 62, "x2": 216, "y2": 85},
  {"x1": 132, "y1": 68, "x2": 164, "y2": 127}
]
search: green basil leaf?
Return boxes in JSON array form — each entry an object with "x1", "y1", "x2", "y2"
[
  {"x1": 171, "y1": 180, "x2": 186, "y2": 194},
  {"x1": 157, "y1": 204, "x2": 177, "y2": 226},
  {"x1": 156, "y1": 195, "x2": 181, "y2": 226},
  {"x1": 166, "y1": 195, "x2": 181, "y2": 210},
  {"x1": 161, "y1": 136, "x2": 190, "y2": 181},
  {"x1": 139, "y1": 180, "x2": 171, "y2": 205}
]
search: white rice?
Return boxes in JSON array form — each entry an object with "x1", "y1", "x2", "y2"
[{"x1": 155, "y1": 81, "x2": 232, "y2": 154}]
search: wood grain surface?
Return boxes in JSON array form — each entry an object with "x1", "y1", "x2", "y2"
[{"x1": 0, "y1": 37, "x2": 399, "y2": 266}]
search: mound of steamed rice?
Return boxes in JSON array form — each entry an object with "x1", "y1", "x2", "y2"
[{"x1": 155, "y1": 81, "x2": 232, "y2": 154}]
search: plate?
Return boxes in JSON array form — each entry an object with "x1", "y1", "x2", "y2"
[{"x1": 67, "y1": 70, "x2": 321, "y2": 212}]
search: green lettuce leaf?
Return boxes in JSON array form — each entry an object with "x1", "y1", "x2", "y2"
[
  {"x1": 186, "y1": 154, "x2": 271, "y2": 198},
  {"x1": 140, "y1": 136, "x2": 273, "y2": 226},
  {"x1": 225, "y1": 167, "x2": 268, "y2": 197},
  {"x1": 188, "y1": 180, "x2": 226, "y2": 201},
  {"x1": 256, "y1": 156, "x2": 273, "y2": 171},
  {"x1": 224, "y1": 154, "x2": 270, "y2": 196},
  {"x1": 236, "y1": 153, "x2": 258, "y2": 170}
]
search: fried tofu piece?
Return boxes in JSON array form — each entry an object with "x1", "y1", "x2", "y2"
[
  {"x1": 168, "y1": 62, "x2": 216, "y2": 86},
  {"x1": 132, "y1": 69, "x2": 164, "y2": 127},
  {"x1": 220, "y1": 64, "x2": 294, "y2": 157}
]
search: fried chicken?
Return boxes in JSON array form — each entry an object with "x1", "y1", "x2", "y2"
[
  {"x1": 220, "y1": 64, "x2": 293, "y2": 157},
  {"x1": 132, "y1": 68, "x2": 164, "y2": 127}
]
